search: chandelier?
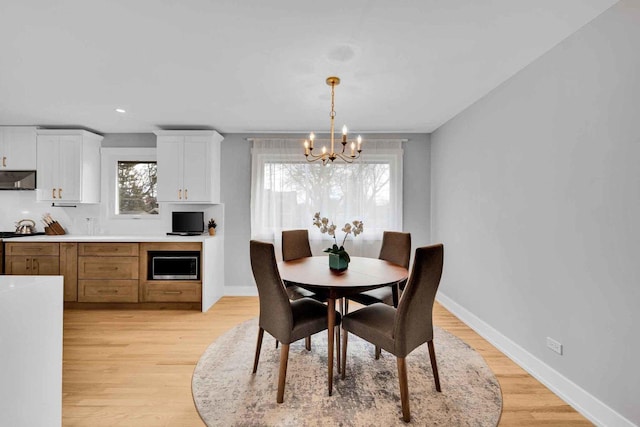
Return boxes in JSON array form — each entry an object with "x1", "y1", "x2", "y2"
[{"x1": 303, "y1": 76, "x2": 362, "y2": 164}]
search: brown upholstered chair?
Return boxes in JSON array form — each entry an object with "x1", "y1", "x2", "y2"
[
  {"x1": 281, "y1": 229, "x2": 325, "y2": 301},
  {"x1": 347, "y1": 231, "x2": 411, "y2": 309},
  {"x1": 250, "y1": 240, "x2": 341, "y2": 403},
  {"x1": 340, "y1": 243, "x2": 444, "y2": 422}
]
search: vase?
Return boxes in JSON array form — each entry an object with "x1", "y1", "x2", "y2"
[
  {"x1": 208, "y1": 228, "x2": 216, "y2": 236},
  {"x1": 329, "y1": 253, "x2": 349, "y2": 271}
]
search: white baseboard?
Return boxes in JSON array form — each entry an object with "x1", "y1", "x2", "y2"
[
  {"x1": 223, "y1": 286, "x2": 258, "y2": 296},
  {"x1": 436, "y1": 292, "x2": 636, "y2": 427}
]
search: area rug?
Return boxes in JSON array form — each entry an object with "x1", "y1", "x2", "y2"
[{"x1": 192, "y1": 318, "x2": 502, "y2": 426}]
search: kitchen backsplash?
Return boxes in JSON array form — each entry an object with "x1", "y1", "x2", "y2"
[{"x1": 0, "y1": 191, "x2": 221, "y2": 235}]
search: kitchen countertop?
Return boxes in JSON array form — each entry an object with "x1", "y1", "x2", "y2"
[{"x1": 0, "y1": 234, "x2": 217, "y2": 242}]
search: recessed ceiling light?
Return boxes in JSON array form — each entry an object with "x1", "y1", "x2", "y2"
[{"x1": 115, "y1": 108, "x2": 126, "y2": 113}]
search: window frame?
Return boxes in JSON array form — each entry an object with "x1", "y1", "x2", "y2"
[{"x1": 101, "y1": 147, "x2": 162, "y2": 222}]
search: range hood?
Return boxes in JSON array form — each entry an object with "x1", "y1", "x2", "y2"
[{"x1": 0, "y1": 170, "x2": 36, "y2": 190}]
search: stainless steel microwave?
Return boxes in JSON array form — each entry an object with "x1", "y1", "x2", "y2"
[{"x1": 151, "y1": 254, "x2": 199, "y2": 280}]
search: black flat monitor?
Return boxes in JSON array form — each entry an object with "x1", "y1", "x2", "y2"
[{"x1": 169, "y1": 211, "x2": 204, "y2": 236}]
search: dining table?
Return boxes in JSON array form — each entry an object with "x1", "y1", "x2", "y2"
[{"x1": 277, "y1": 255, "x2": 408, "y2": 395}]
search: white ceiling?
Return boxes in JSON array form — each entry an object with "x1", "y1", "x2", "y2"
[{"x1": 0, "y1": 0, "x2": 618, "y2": 135}]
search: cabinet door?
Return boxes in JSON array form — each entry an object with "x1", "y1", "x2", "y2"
[
  {"x1": 156, "y1": 136, "x2": 184, "y2": 202},
  {"x1": 182, "y1": 136, "x2": 210, "y2": 202},
  {"x1": 32, "y1": 256, "x2": 60, "y2": 275},
  {"x1": 1, "y1": 127, "x2": 37, "y2": 170},
  {"x1": 5, "y1": 256, "x2": 32, "y2": 274},
  {"x1": 36, "y1": 135, "x2": 59, "y2": 201},
  {"x1": 57, "y1": 135, "x2": 83, "y2": 201}
]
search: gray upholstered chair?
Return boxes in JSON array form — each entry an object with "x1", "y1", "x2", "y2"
[
  {"x1": 281, "y1": 229, "x2": 321, "y2": 301},
  {"x1": 340, "y1": 243, "x2": 443, "y2": 422},
  {"x1": 250, "y1": 240, "x2": 341, "y2": 403}
]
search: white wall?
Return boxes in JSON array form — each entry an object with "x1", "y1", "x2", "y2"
[{"x1": 431, "y1": 1, "x2": 639, "y2": 425}]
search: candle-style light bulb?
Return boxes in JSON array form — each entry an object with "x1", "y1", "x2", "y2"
[
  {"x1": 304, "y1": 140, "x2": 309, "y2": 155},
  {"x1": 351, "y1": 142, "x2": 355, "y2": 156},
  {"x1": 322, "y1": 145, "x2": 327, "y2": 155},
  {"x1": 309, "y1": 132, "x2": 315, "y2": 149},
  {"x1": 357, "y1": 135, "x2": 362, "y2": 151},
  {"x1": 342, "y1": 125, "x2": 347, "y2": 143}
]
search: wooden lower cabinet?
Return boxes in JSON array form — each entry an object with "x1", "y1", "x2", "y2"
[
  {"x1": 77, "y1": 243, "x2": 139, "y2": 303},
  {"x1": 3, "y1": 240, "x2": 203, "y2": 307},
  {"x1": 139, "y1": 242, "x2": 202, "y2": 303},
  {"x1": 142, "y1": 281, "x2": 202, "y2": 302},
  {"x1": 60, "y1": 242, "x2": 78, "y2": 302},
  {"x1": 78, "y1": 279, "x2": 139, "y2": 303},
  {"x1": 4, "y1": 242, "x2": 60, "y2": 275}
]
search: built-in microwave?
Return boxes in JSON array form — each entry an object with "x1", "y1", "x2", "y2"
[{"x1": 150, "y1": 251, "x2": 199, "y2": 280}]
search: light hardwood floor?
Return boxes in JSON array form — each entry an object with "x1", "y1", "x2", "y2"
[{"x1": 62, "y1": 297, "x2": 591, "y2": 426}]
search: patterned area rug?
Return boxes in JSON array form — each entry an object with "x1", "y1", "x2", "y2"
[{"x1": 192, "y1": 318, "x2": 502, "y2": 426}]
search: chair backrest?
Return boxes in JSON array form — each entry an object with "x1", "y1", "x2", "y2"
[
  {"x1": 379, "y1": 231, "x2": 411, "y2": 269},
  {"x1": 393, "y1": 243, "x2": 444, "y2": 357},
  {"x1": 250, "y1": 240, "x2": 293, "y2": 341},
  {"x1": 282, "y1": 229, "x2": 313, "y2": 261}
]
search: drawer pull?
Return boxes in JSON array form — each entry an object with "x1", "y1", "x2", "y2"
[
  {"x1": 98, "y1": 289, "x2": 119, "y2": 294},
  {"x1": 163, "y1": 291, "x2": 182, "y2": 295}
]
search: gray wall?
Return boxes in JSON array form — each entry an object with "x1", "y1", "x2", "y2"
[
  {"x1": 430, "y1": 1, "x2": 639, "y2": 424},
  {"x1": 219, "y1": 133, "x2": 431, "y2": 290}
]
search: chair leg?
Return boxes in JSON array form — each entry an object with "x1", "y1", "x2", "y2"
[
  {"x1": 341, "y1": 329, "x2": 348, "y2": 379},
  {"x1": 392, "y1": 283, "x2": 399, "y2": 308},
  {"x1": 253, "y1": 328, "x2": 264, "y2": 373},
  {"x1": 275, "y1": 339, "x2": 279, "y2": 349},
  {"x1": 336, "y1": 325, "x2": 341, "y2": 374},
  {"x1": 397, "y1": 357, "x2": 411, "y2": 422},
  {"x1": 427, "y1": 340, "x2": 441, "y2": 392},
  {"x1": 344, "y1": 298, "x2": 349, "y2": 314},
  {"x1": 305, "y1": 336, "x2": 311, "y2": 351},
  {"x1": 375, "y1": 345, "x2": 381, "y2": 360},
  {"x1": 276, "y1": 343, "x2": 290, "y2": 403}
]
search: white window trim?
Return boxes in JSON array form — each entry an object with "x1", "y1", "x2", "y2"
[{"x1": 101, "y1": 147, "x2": 162, "y2": 222}]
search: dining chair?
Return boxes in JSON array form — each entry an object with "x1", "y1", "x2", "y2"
[
  {"x1": 281, "y1": 229, "x2": 325, "y2": 301},
  {"x1": 250, "y1": 240, "x2": 341, "y2": 403},
  {"x1": 340, "y1": 243, "x2": 444, "y2": 422}
]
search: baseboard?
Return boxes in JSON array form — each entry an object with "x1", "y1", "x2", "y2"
[
  {"x1": 436, "y1": 292, "x2": 636, "y2": 427},
  {"x1": 223, "y1": 285, "x2": 258, "y2": 296}
]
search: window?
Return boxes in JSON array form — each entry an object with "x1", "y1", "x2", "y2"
[
  {"x1": 116, "y1": 161, "x2": 158, "y2": 215},
  {"x1": 251, "y1": 139, "x2": 403, "y2": 255}
]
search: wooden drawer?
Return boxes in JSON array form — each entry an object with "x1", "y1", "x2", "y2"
[
  {"x1": 78, "y1": 243, "x2": 139, "y2": 257},
  {"x1": 5, "y1": 242, "x2": 59, "y2": 256},
  {"x1": 78, "y1": 256, "x2": 139, "y2": 279},
  {"x1": 142, "y1": 282, "x2": 202, "y2": 302},
  {"x1": 78, "y1": 280, "x2": 139, "y2": 303}
]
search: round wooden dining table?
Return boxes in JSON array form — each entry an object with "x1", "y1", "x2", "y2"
[{"x1": 277, "y1": 256, "x2": 408, "y2": 396}]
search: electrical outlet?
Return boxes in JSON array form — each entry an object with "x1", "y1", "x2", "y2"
[{"x1": 546, "y1": 337, "x2": 563, "y2": 355}]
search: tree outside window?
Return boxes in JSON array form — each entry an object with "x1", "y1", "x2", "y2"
[{"x1": 117, "y1": 161, "x2": 158, "y2": 215}]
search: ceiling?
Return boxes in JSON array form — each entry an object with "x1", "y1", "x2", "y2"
[{"x1": 0, "y1": 0, "x2": 618, "y2": 135}]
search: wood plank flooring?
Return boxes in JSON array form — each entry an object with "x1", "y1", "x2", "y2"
[{"x1": 62, "y1": 297, "x2": 591, "y2": 426}]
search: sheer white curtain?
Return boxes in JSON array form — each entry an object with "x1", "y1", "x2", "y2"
[{"x1": 250, "y1": 138, "x2": 403, "y2": 259}]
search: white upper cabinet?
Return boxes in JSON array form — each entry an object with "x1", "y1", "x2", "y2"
[
  {"x1": 36, "y1": 129, "x2": 103, "y2": 203},
  {"x1": 155, "y1": 130, "x2": 223, "y2": 203},
  {"x1": 0, "y1": 126, "x2": 37, "y2": 170}
]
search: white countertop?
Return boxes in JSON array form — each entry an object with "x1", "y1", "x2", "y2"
[
  {"x1": 0, "y1": 275, "x2": 64, "y2": 427},
  {"x1": 1, "y1": 234, "x2": 216, "y2": 242}
]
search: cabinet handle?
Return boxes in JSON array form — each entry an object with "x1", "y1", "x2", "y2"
[
  {"x1": 58, "y1": 188, "x2": 62, "y2": 199},
  {"x1": 32, "y1": 259, "x2": 38, "y2": 273},
  {"x1": 25, "y1": 258, "x2": 31, "y2": 271},
  {"x1": 163, "y1": 291, "x2": 182, "y2": 295},
  {"x1": 2, "y1": 156, "x2": 6, "y2": 167},
  {"x1": 178, "y1": 189, "x2": 182, "y2": 200},
  {"x1": 184, "y1": 189, "x2": 188, "y2": 200},
  {"x1": 52, "y1": 188, "x2": 56, "y2": 199}
]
